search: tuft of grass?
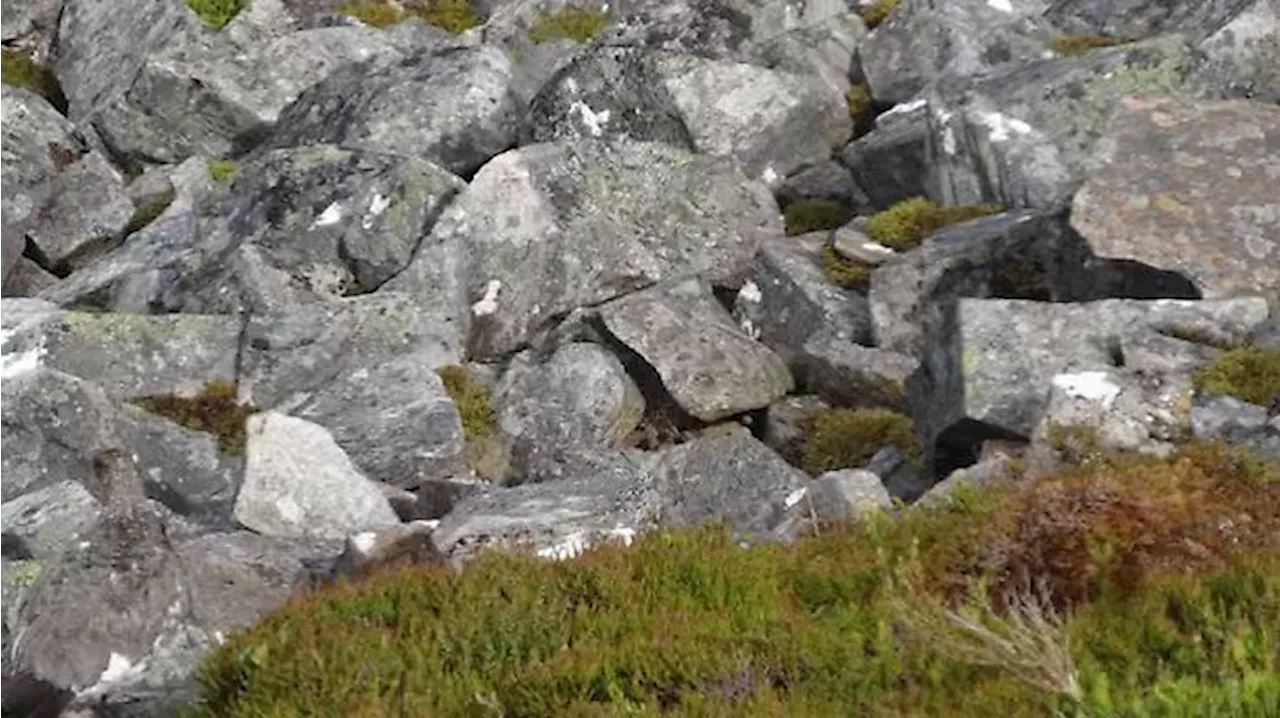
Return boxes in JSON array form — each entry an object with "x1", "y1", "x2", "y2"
[
  {"x1": 529, "y1": 5, "x2": 610, "y2": 45},
  {"x1": 186, "y1": 0, "x2": 244, "y2": 29},
  {"x1": 859, "y1": 0, "x2": 901, "y2": 30},
  {"x1": 123, "y1": 188, "x2": 177, "y2": 236},
  {"x1": 207, "y1": 158, "x2": 238, "y2": 183},
  {"x1": 1, "y1": 49, "x2": 68, "y2": 113},
  {"x1": 339, "y1": 0, "x2": 484, "y2": 34},
  {"x1": 818, "y1": 244, "x2": 873, "y2": 291},
  {"x1": 437, "y1": 364, "x2": 495, "y2": 441},
  {"x1": 783, "y1": 199, "x2": 855, "y2": 237},
  {"x1": 801, "y1": 407, "x2": 920, "y2": 476},
  {"x1": 132, "y1": 380, "x2": 259, "y2": 456},
  {"x1": 865, "y1": 196, "x2": 1002, "y2": 251},
  {"x1": 1050, "y1": 34, "x2": 1124, "y2": 57},
  {"x1": 1193, "y1": 346, "x2": 1280, "y2": 406},
  {"x1": 189, "y1": 442, "x2": 1280, "y2": 717}
]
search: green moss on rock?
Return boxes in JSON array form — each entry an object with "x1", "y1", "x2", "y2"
[
  {"x1": 801, "y1": 407, "x2": 920, "y2": 475},
  {"x1": 207, "y1": 158, "x2": 238, "y2": 183},
  {"x1": 132, "y1": 380, "x2": 259, "y2": 456},
  {"x1": 846, "y1": 83, "x2": 872, "y2": 135},
  {"x1": 1, "y1": 49, "x2": 68, "y2": 112},
  {"x1": 859, "y1": 0, "x2": 900, "y2": 30},
  {"x1": 124, "y1": 187, "x2": 177, "y2": 236},
  {"x1": 529, "y1": 5, "x2": 609, "y2": 44},
  {"x1": 338, "y1": 0, "x2": 483, "y2": 33},
  {"x1": 818, "y1": 245, "x2": 873, "y2": 291},
  {"x1": 1050, "y1": 34, "x2": 1124, "y2": 56},
  {"x1": 1193, "y1": 346, "x2": 1280, "y2": 406},
  {"x1": 783, "y1": 199, "x2": 855, "y2": 237},
  {"x1": 865, "y1": 197, "x2": 1002, "y2": 251},
  {"x1": 186, "y1": 0, "x2": 244, "y2": 29},
  {"x1": 437, "y1": 364, "x2": 495, "y2": 440}
]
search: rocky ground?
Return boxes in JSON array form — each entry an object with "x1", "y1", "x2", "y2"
[{"x1": 1, "y1": 0, "x2": 1278, "y2": 714}]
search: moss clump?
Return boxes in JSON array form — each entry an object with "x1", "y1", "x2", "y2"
[
  {"x1": 186, "y1": 0, "x2": 244, "y2": 29},
  {"x1": 191, "y1": 442, "x2": 1280, "y2": 717},
  {"x1": 1050, "y1": 34, "x2": 1123, "y2": 56},
  {"x1": 1193, "y1": 346, "x2": 1280, "y2": 406},
  {"x1": 865, "y1": 196, "x2": 1002, "y2": 251},
  {"x1": 437, "y1": 364, "x2": 495, "y2": 441},
  {"x1": 818, "y1": 244, "x2": 873, "y2": 291},
  {"x1": 1, "y1": 49, "x2": 68, "y2": 112},
  {"x1": 846, "y1": 83, "x2": 873, "y2": 134},
  {"x1": 207, "y1": 158, "x2": 238, "y2": 183},
  {"x1": 3, "y1": 560, "x2": 43, "y2": 588},
  {"x1": 338, "y1": 0, "x2": 483, "y2": 34},
  {"x1": 801, "y1": 407, "x2": 920, "y2": 475},
  {"x1": 529, "y1": 5, "x2": 609, "y2": 44},
  {"x1": 132, "y1": 380, "x2": 259, "y2": 456},
  {"x1": 123, "y1": 188, "x2": 177, "y2": 236},
  {"x1": 783, "y1": 199, "x2": 855, "y2": 237},
  {"x1": 859, "y1": 0, "x2": 901, "y2": 29}
]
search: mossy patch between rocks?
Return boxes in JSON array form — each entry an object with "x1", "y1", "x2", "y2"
[
  {"x1": 337, "y1": 0, "x2": 484, "y2": 34},
  {"x1": 865, "y1": 197, "x2": 1002, "y2": 251},
  {"x1": 1193, "y1": 346, "x2": 1280, "y2": 406},
  {"x1": 124, "y1": 188, "x2": 177, "y2": 236},
  {"x1": 437, "y1": 365, "x2": 495, "y2": 441},
  {"x1": 529, "y1": 5, "x2": 610, "y2": 45},
  {"x1": 1, "y1": 49, "x2": 68, "y2": 113},
  {"x1": 186, "y1": 0, "x2": 244, "y2": 29},
  {"x1": 801, "y1": 407, "x2": 920, "y2": 476},
  {"x1": 207, "y1": 158, "x2": 239, "y2": 183},
  {"x1": 859, "y1": 0, "x2": 900, "y2": 30},
  {"x1": 132, "y1": 380, "x2": 260, "y2": 456},
  {"x1": 1050, "y1": 34, "x2": 1124, "y2": 57},
  {"x1": 783, "y1": 199, "x2": 855, "y2": 237},
  {"x1": 818, "y1": 245, "x2": 872, "y2": 291}
]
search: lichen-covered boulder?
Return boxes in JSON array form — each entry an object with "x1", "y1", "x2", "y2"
[
  {"x1": 1044, "y1": 0, "x2": 1258, "y2": 41},
  {"x1": 1191, "y1": 0, "x2": 1280, "y2": 103}
]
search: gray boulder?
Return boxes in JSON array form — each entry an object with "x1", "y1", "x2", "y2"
[
  {"x1": 600, "y1": 279, "x2": 793, "y2": 422},
  {"x1": 234, "y1": 412, "x2": 401, "y2": 539},
  {"x1": 792, "y1": 335, "x2": 919, "y2": 412},
  {"x1": 762, "y1": 394, "x2": 831, "y2": 466},
  {"x1": 2, "y1": 256, "x2": 59, "y2": 298},
  {"x1": 2, "y1": 0, "x2": 63, "y2": 49},
  {"x1": 1192, "y1": 395, "x2": 1280, "y2": 459},
  {"x1": 840, "y1": 101, "x2": 932, "y2": 211},
  {"x1": 1071, "y1": 95, "x2": 1280, "y2": 304},
  {"x1": 1, "y1": 481, "x2": 102, "y2": 560},
  {"x1": 773, "y1": 468, "x2": 891, "y2": 540},
  {"x1": 421, "y1": 139, "x2": 781, "y2": 358},
  {"x1": 266, "y1": 45, "x2": 521, "y2": 177},
  {"x1": 1044, "y1": 0, "x2": 1258, "y2": 41},
  {"x1": 1192, "y1": 0, "x2": 1280, "y2": 103}
]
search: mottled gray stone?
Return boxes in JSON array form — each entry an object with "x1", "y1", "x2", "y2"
[
  {"x1": 1044, "y1": 0, "x2": 1257, "y2": 41},
  {"x1": 1192, "y1": 394, "x2": 1271, "y2": 444},
  {"x1": 774, "y1": 468, "x2": 890, "y2": 539},
  {"x1": 762, "y1": 394, "x2": 831, "y2": 466},
  {"x1": 1192, "y1": 0, "x2": 1280, "y2": 103},
  {"x1": 840, "y1": 101, "x2": 932, "y2": 211},
  {"x1": 1, "y1": 481, "x2": 102, "y2": 560},
  {"x1": 793, "y1": 335, "x2": 919, "y2": 412}
]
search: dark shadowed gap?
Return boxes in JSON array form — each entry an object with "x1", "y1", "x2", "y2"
[{"x1": 931, "y1": 418, "x2": 1029, "y2": 478}]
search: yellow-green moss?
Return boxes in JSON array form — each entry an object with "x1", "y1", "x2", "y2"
[
  {"x1": 207, "y1": 158, "x2": 238, "y2": 183},
  {"x1": 1050, "y1": 34, "x2": 1123, "y2": 56},
  {"x1": 1, "y1": 49, "x2": 67, "y2": 112},
  {"x1": 859, "y1": 0, "x2": 901, "y2": 29},
  {"x1": 801, "y1": 407, "x2": 920, "y2": 475},
  {"x1": 124, "y1": 188, "x2": 177, "y2": 236},
  {"x1": 783, "y1": 199, "x2": 855, "y2": 237},
  {"x1": 1193, "y1": 346, "x2": 1280, "y2": 406},
  {"x1": 846, "y1": 83, "x2": 873, "y2": 134},
  {"x1": 186, "y1": 0, "x2": 244, "y2": 29},
  {"x1": 338, "y1": 0, "x2": 484, "y2": 33},
  {"x1": 132, "y1": 380, "x2": 259, "y2": 456},
  {"x1": 529, "y1": 5, "x2": 609, "y2": 44},
  {"x1": 3, "y1": 560, "x2": 42, "y2": 588},
  {"x1": 818, "y1": 245, "x2": 873, "y2": 291},
  {"x1": 865, "y1": 196, "x2": 1002, "y2": 251},
  {"x1": 437, "y1": 364, "x2": 496, "y2": 441}
]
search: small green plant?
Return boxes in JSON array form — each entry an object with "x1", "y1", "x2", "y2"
[
  {"x1": 801, "y1": 407, "x2": 920, "y2": 475},
  {"x1": 846, "y1": 83, "x2": 873, "y2": 135},
  {"x1": 529, "y1": 5, "x2": 610, "y2": 44},
  {"x1": 1193, "y1": 346, "x2": 1280, "y2": 406},
  {"x1": 818, "y1": 244, "x2": 873, "y2": 291},
  {"x1": 859, "y1": 0, "x2": 901, "y2": 29},
  {"x1": 4, "y1": 560, "x2": 43, "y2": 588},
  {"x1": 123, "y1": 188, "x2": 177, "y2": 236},
  {"x1": 865, "y1": 196, "x2": 1002, "y2": 251},
  {"x1": 1050, "y1": 34, "x2": 1123, "y2": 56},
  {"x1": 132, "y1": 380, "x2": 259, "y2": 456},
  {"x1": 336, "y1": 0, "x2": 405, "y2": 27},
  {"x1": 783, "y1": 199, "x2": 855, "y2": 237},
  {"x1": 1, "y1": 49, "x2": 68, "y2": 112},
  {"x1": 207, "y1": 158, "x2": 238, "y2": 183},
  {"x1": 340, "y1": 0, "x2": 483, "y2": 33},
  {"x1": 437, "y1": 364, "x2": 495, "y2": 440},
  {"x1": 185, "y1": 0, "x2": 244, "y2": 29}
]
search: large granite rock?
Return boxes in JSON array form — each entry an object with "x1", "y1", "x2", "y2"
[
  {"x1": 1044, "y1": 0, "x2": 1258, "y2": 41},
  {"x1": 840, "y1": 100, "x2": 932, "y2": 211},
  {"x1": 1, "y1": 480, "x2": 102, "y2": 560},
  {"x1": 1191, "y1": 0, "x2": 1280, "y2": 103}
]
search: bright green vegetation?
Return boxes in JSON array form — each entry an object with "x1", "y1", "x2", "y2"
[
  {"x1": 783, "y1": 199, "x2": 855, "y2": 237},
  {"x1": 123, "y1": 188, "x2": 177, "y2": 236},
  {"x1": 337, "y1": 0, "x2": 484, "y2": 34},
  {"x1": 1, "y1": 49, "x2": 67, "y2": 112},
  {"x1": 1051, "y1": 34, "x2": 1124, "y2": 56},
  {"x1": 132, "y1": 380, "x2": 259, "y2": 456},
  {"x1": 190, "y1": 442, "x2": 1280, "y2": 716},
  {"x1": 847, "y1": 83, "x2": 873, "y2": 135},
  {"x1": 1193, "y1": 346, "x2": 1280, "y2": 406},
  {"x1": 859, "y1": 0, "x2": 901, "y2": 30},
  {"x1": 207, "y1": 158, "x2": 239, "y2": 183},
  {"x1": 818, "y1": 245, "x2": 873, "y2": 291},
  {"x1": 529, "y1": 5, "x2": 610, "y2": 45},
  {"x1": 186, "y1": 0, "x2": 244, "y2": 29},
  {"x1": 801, "y1": 407, "x2": 920, "y2": 475},
  {"x1": 437, "y1": 364, "x2": 495, "y2": 441},
  {"x1": 865, "y1": 197, "x2": 1002, "y2": 251}
]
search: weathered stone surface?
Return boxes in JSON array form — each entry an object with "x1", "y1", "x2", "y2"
[
  {"x1": 774, "y1": 468, "x2": 891, "y2": 539},
  {"x1": 925, "y1": 37, "x2": 1198, "y2": 209},
  {"x1": 917, "y1": 453, "x2": 1019, "y2": 508},
  {"x1": 495, "y1": 343, "x2": 645, "y2": 483},
  {"x1": 774, "y1": 160, "x2": 865, "y2": 210},
  {"x1": 793, "y1": 336, "x2": 919, "y2": 412},
  {"x1": 2, "y1": 256, "x2": 59, "y2": 298},
  {"x1": 1193, "y1": 394, "x2": 1272, "y2": 442},
  {"x1": 423, "y1": 139, "x2": 781, "y2": 358},
  {"x1": 1192, "y1": 0, "x2": 1280, "y2": 103},
  {"x1": 600, "y1": 279, "x2": 792, "y2": 422},
  {"x1": 762, "y1": 394, "x2": 831, "y2": 466},
  {"x1": 1044, "y1": 0, "x2": 1257, "y2": 41},
  {"x1": 235, "y1": 412, "x2": 401, "y2": 539},
  {"x1": 2, "y1": 0, "x2": 63, "y2": 48},
  {"x1": 1, "y1": 481, "x2": 102, "y2": 560},
  {"x1": 1071, "y1": 96, "x2": 1280, "y2": 304},
  {"x1": 267, "y1": 46, "x2": 521, "y2": 177},
  {"x1": 840, "y1": 100, "x2": 932, "y2": 211}
]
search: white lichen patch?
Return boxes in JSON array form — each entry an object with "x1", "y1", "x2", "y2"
[
  {"x1": 99, "y1": 652, "x2": 136, "y2": 685},
  {"x1": 472, "y1": 279, "x2": 502, "y2": 317},
  {"x1": 313, "y1": 202, "x2": 344, "y2": 228},
  {"x1": 362, "y1": 193, "x2": 392, "y2": 229},
  {"x1": 987, "y1": 0, "x2": 1013, "y2": 12},
  {"x1": 760, "y1": 165, "x2": 780, "y2": 186},
  {"x1": 351, "y1": 531, "x2": 379, "y2": 555},
  {"x1": 878, "y1": 98, "x2": 927, "y2": 122},
  {"x1": 979, "y1": 111, "x2": 1033, "y2": 142},
  {"x1": 784, "y1": 486, "x2": 809, "y2": 509},
  {"x1": 738, "y1": 281, "x2": 763, "y2": 304},
  {"x1": 1052, "y1": 371, "x2": 1122, "y2": 409},
  {"x1": 570, "y1": 101, "x2": 611, "y2": 137},
  {"x1": 0, "y1": 327, "x2": 45, "y2": 380}
]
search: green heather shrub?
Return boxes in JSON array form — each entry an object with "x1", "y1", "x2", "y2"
[
  {"x1": 207, "y1": 158, "x2": 238, "y2": 183},
  {"x1": 859, "y1": 0, "x2": 901, "y2": 30},
  {"x1": 783, "y1": 199, "x2": 855, "y2": 236},
  {"x1": 190, "y1": 442, "x2": 1280, "y2": 717},
  {"x1": 437, "y1": 364, "x2": 495, "y2": 440},
  {"x1": 529, "y1": 5, "x2": 610, "y2": 45},
  {"x1": 338, "y1": 0, "x2": 483, "y2": 34},
  {"x1": 1, "y1": 49, "x2": 67, "y2": 112},
  {"x1": 1193, "y1": 346, "x2": 1280, "y2": 406},
  {"x1": 132, "y1": 380, "x2": 259, "y2": 456},
  {"x1": 801, "y1": 407, "x2": 920, "y2": 475},
  {"x1": 1050, "y1": 34, "x2": 1123, "y2": 56},
  {"x1": 818, "y1": 244, "x2": 873, "y2": 291},
  {"x1": 186, "y1": 0, "x2": 244, "y2": 29},
  {"x1": 866, "y1": 196, "x2": 1002, "y2": 251}
]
